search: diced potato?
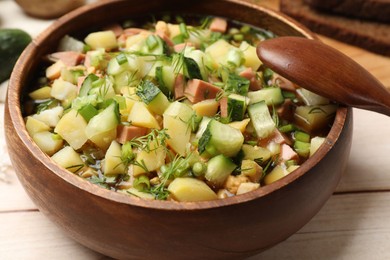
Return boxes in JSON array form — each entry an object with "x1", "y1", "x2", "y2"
[
  {"x1": 85, "y1": 30, "x2": 118, "y2": 51},
  {"x1": 131, "y1": 143, "x2": 166, "y2": 176},
  {"x1": 54, "y1": 109, "x2": 88, "y2": 150},
  {"x1": 241, "y1": 159, "x2": 262, "y2": 182},
  {"x1": 103, "y1": 141, "x2": 126, "y2": 175},
  {"x1": 33, "y1": 131, "x2": 63, "y2": 156},
  {"x1": 163, "y1": 102, "x2": 194, "y2": 156},
  {"x1": 239, "y1": 41, "x2": 262, "y2": 71},
  {"x1": 28, "y1": 86, "x2": 52, "y2": 100},
  {"x1": 50, "y1": 79, "x2": 78, "y2": 102},
  {"x1": 46, "y1": 60, "x2": 66, "y2": 80},
  {"x1": 32, "y1": 106, "x2": 64, "y2": 127},
  {"x1": 89, "y1": 129, "x2": 117, "y2": 151},
  {"x1": 228, "y1": 118, "x2": 251, "y2": 133},
  {"x1": 192, "y1": 99, "x2": 219, "y2": 117},
  {"x1": 236, "y1": 182, "x2": 260, "y2": 195},
  {"x1": 168, "y1": 177, "x2": 218, "y2": 202},
  {"x1": 167, "y1": 23, "x2": 180, "y2": 38},
  {"x1": 205, "y1": 39, "x2": 235, "y2": 69},
  {"x1": 310, "y1": 136, "x2": 326, "y2": 157},
  {"x1": 51, "y1": 146, "x2": 84, "y2": 173},
  {"x1": 294, "y1": 104, "x2": 338, "y2": 133},
  {"x1": 241, "y1": 144, "x2": 271, "y2": 162},
  {"x1": 128, "y1": 102, "x2": 160, "y2": 129},
  {"x1": 25, "y1": 116, "x2": 50, "y2": 136},
  {"x1": 263, "y1": 165, "x2": 289, "y2": 185}
]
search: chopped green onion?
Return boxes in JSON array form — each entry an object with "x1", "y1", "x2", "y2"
[
  {"x1": 233, "y1": 34, "x2": 244, "y2": 41},
  {"x1": 78, "y1": 103, "x2": 98, "y2": 122},
  {"x1": 116, "y1": 53, "x2": 128, "y2": 65},
  {"x1": 133, "y1": 175, "x2": 150, "y2": 191},
  {"x1": 179, "y1": 23, "x2": 189, "y2": 39},
  {"x1": 279, "y1": 124, "x2": 296, "y2": 133},
  {"x1": 294, "y1": 140, "x2": 310, "y2": 158},
  {"x1": 294, "y1": 130, "x2": 311, "y2": 143},
  {"x1": 240, "y1": 25, "x2": 251, "y2": 34}
]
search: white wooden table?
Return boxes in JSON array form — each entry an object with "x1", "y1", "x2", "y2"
[{"x1": 1, "y1": 0, "x2": 390, "y2": 259}]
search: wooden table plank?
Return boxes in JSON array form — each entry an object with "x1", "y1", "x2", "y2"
[{"x1": 1, "y1": 192, "x2": 389, "y2": 259}]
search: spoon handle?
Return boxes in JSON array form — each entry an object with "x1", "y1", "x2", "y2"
[{"x1": 257, "y1": 37, "x2": 390, "y2": 116}]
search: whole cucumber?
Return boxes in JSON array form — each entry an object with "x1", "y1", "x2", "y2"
[{"x1": 0, "y1": 28, "x2": 32, "y2": 83}]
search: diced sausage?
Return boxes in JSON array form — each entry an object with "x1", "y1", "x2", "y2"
[
  {"x1": 174, "y1": 73, "x2": 185, "y2": 100},
  {"x1": 239, "y1": 67, "x2": 261, "y2": 91},
  {"x1": 49, "y1": 51, "x2": 85, "y2": 66},
  {"x1": 184, "y1": 79, "x2": 222, "y2": 103},
  {"x1": 272, "y1": 73, "x2": 297, "y2": 92},
  {"x1": 155, "y1": 30, "x2": 174, "y2": 47},
  {"x1": 173, "y1": 42, "x2": 194, "y2": 53},
  {"x1": 102, "y1": 23, "x2": 124, "y2": 37},
  {"x1": 279, "y1": 143, "x2": 299, "y2": 162},
  {"x1": 116, "y1": 125, "x2": 148, "y2": 144},
  {"x1": 219, "y1": 96, "x2": 228, "y2": 118},
  {"x1": 258, "y1": 128, "x2": 292, "y2": 147},
  {"x1": 209, "y1": 17, "x2": 228, "y2": 33}
]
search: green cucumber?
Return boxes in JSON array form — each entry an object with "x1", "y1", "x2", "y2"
[
  {"x1": 79, "y1": 73, "x2": 100, "y2": 97},
  {"x1": 248, "y1": 87, "x2": 284, "y2": 106},
  {"x1": 198, "y1": 119, "x2": 244, "y2": 158},
  {"x1": 137, "y1": 80, "x2": 170, "y2": 115},
  {"x1": 205, "y1": 154, "x2": 237, "y2": 187},
  {"x1": 144, "y1": 34, "x2": 169, "y2": 55},
  {"x1": 184, "y1": 57, "x2": 202, "y2": 80},
  {"x1": 155, "y1": 65, "x2": 175, "y2": 97},
  {"x1": 0, "y1": 29, "x2": 32, "y2": 83},
  {"x1": 247, "y1": 101, "x2": 275, "y2": 139},
  {"x1": 224, "y1": 93, "x2": 248, "y2": 122},
  {"x1": 85, "y1": 101, "x2": 119, "y2": 138}
]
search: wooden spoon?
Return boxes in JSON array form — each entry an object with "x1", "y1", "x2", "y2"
[{"x1": 256, "y1": 36, "x2": 390, "y2": 116}]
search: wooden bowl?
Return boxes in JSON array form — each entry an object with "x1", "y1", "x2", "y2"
[{"x1": 4, "y1": 0, "x2": 353, "y2": 259}]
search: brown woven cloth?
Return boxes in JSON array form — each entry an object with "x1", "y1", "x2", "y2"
[{"x1": 280, "y1": 0, "x2": 390, "y2": 57}]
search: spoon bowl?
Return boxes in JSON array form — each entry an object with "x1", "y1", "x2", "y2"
[{"x1": 257, "y1": 36, "x2": 390, "y2": 116}]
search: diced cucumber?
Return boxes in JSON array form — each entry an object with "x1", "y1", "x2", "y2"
[
  {"x1": 136, "y1": 80, "x2": 170, "y2": 115},
  {"x1": 198, "y1": 119, "x2": 244, "y2": 158},
  {"x1": 107, "y1": 53, "x2": 140, "y2": 76},
  {"x1": 184, "y1": 48, "x2": 208, "y2": 80},
  {"x1": 155, "y1": 65, "x2": 175, "y2": 97},
  {"x1": 184, "y1": 57, "x2": 202, "y2": 80},
  {"x1": 144, "y1": 34, "x2": 168, "y2": 55},
  {"x1": 85, "y1": 102, "x2": 119, "y2": 149},
  {"x1": 248, "y1": 87, "x2": 284, "y2": 106},
  {"x1": 205, "y1": 154, "x2": 237, "y2": 187},
  {"x1": 79, "y1": 73, "x2": 100, "y2": 97},
  {"x1": 195, "y1": 116, "x2": 212, "y2": 140},
  {"x1": 224, "y1": 93, "x2": 248, "y2": 122},
  {"x1": 247, "y1": 101, "x2": 276, "y2": 139},
  {"x1": 296, "y1": 88, "x2": 329, "y2": 106}
]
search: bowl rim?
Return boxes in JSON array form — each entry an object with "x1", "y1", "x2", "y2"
[{"x1": 6, "y1": 0, "x2": 350, "y2": 211}]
